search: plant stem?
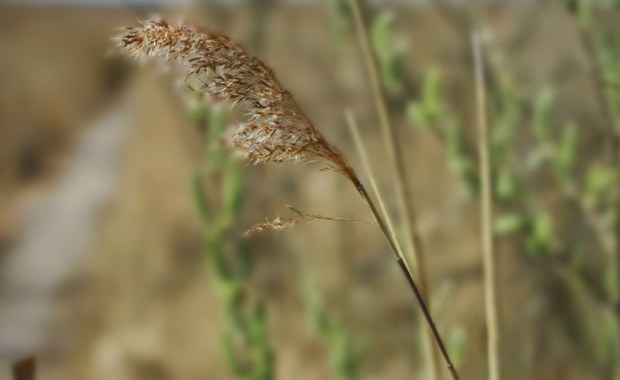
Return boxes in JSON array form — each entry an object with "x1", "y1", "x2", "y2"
[
  {"x1": 347, "y1": 0, "x2": 427, "y2": 281},
  {"x1": 347, "y1": 0, "x2": 441, "y2": 378},
  {"x1": 472, "y1": 32, "x2": 501, "y2": 380},
  {"x1": 351, "y1": 176, "x2": 460, "y2": 380}
]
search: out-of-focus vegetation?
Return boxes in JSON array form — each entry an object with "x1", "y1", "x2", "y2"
[{"x1": 1, "y1": 2, "x2": 620, "y2": 380}]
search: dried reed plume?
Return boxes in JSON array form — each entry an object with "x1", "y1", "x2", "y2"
[
  {"x1": 115, "y1": 18, "x2": 459, "y2": 379},
  {"x1": 245, "y1": 205, "x2": 368, "y2": 236},
  {"x1": 117, "y1": 19, "x2": 354, "y2": 178}
]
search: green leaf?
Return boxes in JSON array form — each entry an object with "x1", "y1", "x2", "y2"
[
  {"x1": 223, "y1": 330, "x2": 245, "y2": 376},
  {"x1": 577, "y1": 0, "x2": 593, "y2": 30},
  {"x1": 249, "y1": 300, "x2": 268, "y2": 346},
  {"x1": 494, "y1": 213, "x2": 524, "y2": 235},
  {"x1": 208, "y1": 236, "x2": 231, "y2": 280},
  {"x1": 235, "y1": 240, "x2": 254, "y2": 281},
  {"x1": 494, "y1": 169, "x2": 520, "y2": 202},
  {"x1": 329, "y1": 328, "x2": 359, "y2": 380},
  {"x1": 553, "y1": 122, "x2": 578, "y2": 181},
  {"x1": 223, "y1": 160, "x2": 244, "y2": 222},
  {"x1": 326, "y1": 0, "x2": 351, "y2": 44},
  {"x1": 531, "y1": 87, "x2": 555, "y2": 142},
  {"x1": 191, "y1": 171, "x2": 214, "y2": 227},
  {"x1": 526, "y1": 211, "x2": 554, "y2": 256},
  {"x1": 443, "y1": 119, "x2": 478, "y2": 195},
  {"x1": 585, "y1": 165, "x2": 617, "y2": 207},
  {"x1": 420, "y1": 67, "x2": 442, "y2": 123},
  {"x1": 370, "y1": 11, "x2": 406, "y2": 93},
  {"x1": 406, "y1": 101, "x2": 427, "y2": 127},
  {"x1": 448, "y1": 326, "x2": 467, "y2": 368},
  {"x1": 187, "y1": 100, "x2": 208, "y2": 131}
]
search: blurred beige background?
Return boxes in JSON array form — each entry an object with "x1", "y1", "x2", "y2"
[{"x1": 0, "y1": 2, "x2": 617, "y2": 380}]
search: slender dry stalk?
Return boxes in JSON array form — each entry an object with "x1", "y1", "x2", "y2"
[
  {"x1": 347, "y1": 0, "x2": 427, "y2": 287},
  {"x1": 347, "y1": 1, "x2": 441, "y2": 379},
  {"x1": 472, "y1": 32, "x2": 501, "y2": 380},
  {"x1": 115, "y1": 19, "x2": 458, "y2": 380},
  {"x1": 345, "y1": 110, "x2": 401, "y2": 254}
]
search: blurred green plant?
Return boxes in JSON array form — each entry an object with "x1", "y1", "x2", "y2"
[
  {"x1": 326, "y1": 0, "x2": 352, "y2": 46},
  {"x1": 302, "y1": 273, "x2": 364, "y2": 380},
  {"x1": 370, "y1": 11, "x2": 407, "y2": 94},
  {"x1": 407, "y1": 3, "x2": 620, "y2": 371},
  {"x1": 191, "y1": 102, "x2": 275, "y2": 380},
  {"x1": 407, "y1": 69, "x2": 478, "y2": 194},
  {"x1": 447, "y1": 326, "x2": 467, "y2": 370}
]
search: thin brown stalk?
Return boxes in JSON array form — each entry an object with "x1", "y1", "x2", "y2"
[
  {"x1": 352, "y1": 176, "x2": 460, "y2": 380},
  {"x1": 347, "y1": 0, "x2": 427, "y2": 284},
  {"x1": 346, "y1": 109, "x2": 459, "y2": 379},
  {"x1": 347, "y1": 1, "x2": 441, "y2": 378},
  {"x1": 472, "y1": 32, "x2": 501, "y2": 380},
  {"x1": 346, "y1": 110, "x2": 403, "y2": 257}
]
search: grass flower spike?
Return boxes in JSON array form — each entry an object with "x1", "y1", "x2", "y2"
[{"x1": 118, "y1": 19, "x2": 354, "y2": 178}]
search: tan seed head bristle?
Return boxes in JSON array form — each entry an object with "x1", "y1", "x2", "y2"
[
  {"x1": 116, "y1": 19, "x2": 355, "y2": 179},
  {"x1": 244, "y1": 205, "x2": 371, "y2": 236}
]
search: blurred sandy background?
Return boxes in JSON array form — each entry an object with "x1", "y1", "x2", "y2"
[{"x1": 0, "y1": 1, "x2": 618, "y2": 380}]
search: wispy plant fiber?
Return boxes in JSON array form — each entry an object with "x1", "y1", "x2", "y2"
[{"x1": 117, "y1": 19, "x2": 354, "y2": 179}]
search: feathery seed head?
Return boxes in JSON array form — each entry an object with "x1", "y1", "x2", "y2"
[{"x1": 116, "y1": 19, "x2": 355, "y2": 180}]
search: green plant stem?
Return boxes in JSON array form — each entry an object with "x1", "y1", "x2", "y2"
[
  {"x1": 473, "y1": 32, "x2": 501, "y2": 380},
  {"x1": 351, "y1": 176, "x2": 460, "y2": 380}
]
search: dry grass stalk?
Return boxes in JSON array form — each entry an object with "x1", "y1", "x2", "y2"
[
  {"x1": 116, "y1": 18, "x2": 459, "y2": 380},
  {"x1": 245, "y1": 205, "x2": 370, "y2": 236},
  {"x1": 473, "y1": 32, "x2": 501, "y2": 380},
  {"x1": 347, "y1": 1, "x2": 441, "y2": 378},
  {"x1": 345, "y1": 110, "x2": 400, "y2": 253}
]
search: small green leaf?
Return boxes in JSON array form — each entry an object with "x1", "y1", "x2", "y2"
[
  {"x1": 406, "y1": 101, "x2": 428, "y2": 127},
  {"x1": 420, "y1": 67, "x2": 442, "y2": 123},
  {"x1": 223, "y1": 160, "x2": 244, "y2": 222},
  {"x1": 494, "y1": 213, "x2": 524, "y2": 235},
  {"x1": 531, "y1": 87, "x2": 554, "y2": 142},
  {"x1": 191, "y1": 171, "x2": 214, "y2": 227},
  {"x1": 370, "y1": 11, "x2": 406, "y2": 93},
  {"x1": 577, "y1": 0, "x2": 593, "y2": 30},
  {"x1": 526, "y1": 211, "x2": 554, "y2": 256},
  {"x1": 495, "y1": 169, "x2": 520, "y2": 202},
  {"x1": 585, "y1": 165, "x2": 617, "y2": 207},
  {"x1": 235, "y1": 240, "x2": 254, "y2": 281},
  {"x1": 443, "y1": 119, "x2": 478, "y2": 195},
  {"x1": 448, "y1": 326, "x2": 467, "y2": 369},
  {"x1": 223, "y1": 330, "x2": 245, "y2": 376},
  {"x1": 553, "y1": 122, "x2": 578, "y2": 181},
  {"x1": 187, "y1": 100, "x2": 208, "y2": 131},
  {"x1": 249, "y1": 300, "x2": 268, "y2": 344}
]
